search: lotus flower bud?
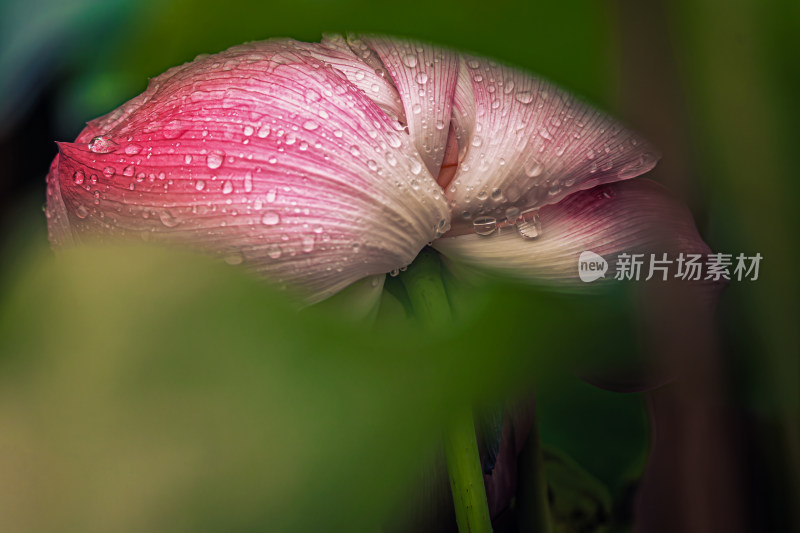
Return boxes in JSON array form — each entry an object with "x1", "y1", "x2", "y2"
[{"x1": 46, "y1": 35, "x2": 710, "y2": 302}]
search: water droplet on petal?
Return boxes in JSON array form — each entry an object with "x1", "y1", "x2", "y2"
[
  {"x1": 243, "y1": 125, "x2": 255, "y2": 136},
  {"x1": 122, "y1": 165, "x2": 136, "y2": 177},
  {"x1": 124, "y1": 144, "x2": 142, "y2": 155},
  {"x1": 267, "y1": 245, "x2": 282, "y2": 259},
  {"x1": 302, "y1": 120, "x2": 319, "y2": 131},
  {"x1": 515, "y1": 91, "x2": 534, "y2": 104},
  {"x1": 195, "y1": 179, "x2": 206, "y2": 191},
  {"x1": 505, "y1": 206, "x2": 521, "y2": 224},
  {"x1": 159, "y1": 210, "x2": 181, "y2": 227},
  {"x1": 416, "y1": 72, "x2": 428, "y2": 84},
  {"x1": 402, "y1": 54, "x2": 417, "y2": 68},
  {"x1": 524, "y1": 159, "x2": 544, "y2": 177},
  {"x1": 207, "y1": 150, "x2": 224, "y2": 169},
  {"x1": 162, "y1": 121, "x2": 185, "y2": 139},
  {"x1": 75, "y1": 205, "x2": 89, "y2": 219},
  {"x1": 88, "y1": 136, "x2": 118, "y2": 154},
  {"x1": 516, "y1": 211, "x2": 542, "y2": 239},
  {"x1": 222, "y1": 180, "x2": 233, "y2": 194},
  {"x1": 301, "y1": 235, "x2": 315, "y2": 253},
  {"x1": 72, "y1": 170, "x2": 85, "y2": 185},
  {"x1": 261, "y1": 212, "x2": 280, "y2": 225},
  {"x1": 473, "y1": 216, "x2": 497, "y2": 236}
]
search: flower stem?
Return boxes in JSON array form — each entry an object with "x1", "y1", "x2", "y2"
[
  {"x1": 443, "y1": 406, "x2": 494, "y2": 533},
  {"x1": 401, "y1": 248, "x2": 493, "y2": 533}
]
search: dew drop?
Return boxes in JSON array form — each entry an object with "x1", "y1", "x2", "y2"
[
  {"x1": 516, "y1": 211, "x2": 542, "y2": 240},
  {"x1": 222, "y1": 180, "x2": 233, "y2": 194},
  {"x1": 257, "y1": 124, "x2": 271, "y2": 138},
  {"x1": 386, "y1": 133, "x2": 402, "y2": 148},
  {"x1": 73, "y1": 170, "x2": 85, "y2": 185},
  {"x1": 124, "y1": 144, "x2": 142, "y2": 155},
  {"x1": 301, "y1": 235, "x2": 315, "y2": 253},
  {"x1": 261, "y1": 212, "x2": 280, "y2": 225},
  {"x1": 515, "y1": 91, "x2": 534, "y2": 104},
  {"x1": 195, "y1": 179, "x2": 206, "y2": 191},
  {"x1": 162, "y1": 121, "x2": 185, "y2": 139},
  {"x1": 524, "y1": 159, "x2": 544, "y2": 177},
  {"x1": 302, "y1": 120, "x2": 319, "y2": 131},
  {"x1": 244, "y1": 172, "x2": 253, "y2": 192},
  {"x1": 473, "y1": 216, "x2": 497, "y2": 236},
  {"x1": 467, "y1": 58, "x2": 480, "y2": 69},
  {"x1": 505, "y1": 206, "x2": 521, "y2": 224},
  {"x1": 88, "y1": 136, "x2": 118, "y2": 154},
  {"x1": 102, "y1": 166, "x2": 116, "y2": 178},
  {"x1": 159, "y1": 210, "x2": 181, "y2": 227},
  {"x1": 402, "y1": 54, "x2": 417, "y2": 68},
  {"x1": 243, "y1": 125, "x2": 255, "y2": 136},
  {"x1": 122, "y1": 165, "x2": 136, "y2": 177},
  {"x1": 184, "y1": 154, "x2": 193, "y2": 164},
  {"x1": 75, "y1": 205, "x2": 89, "y2": 219},
  {"x1": 267, "y1": 245, "x2": 282, "y2": 259},
  {"x1": 207, "y1": 150, "x2": 224, "y2": 169}
]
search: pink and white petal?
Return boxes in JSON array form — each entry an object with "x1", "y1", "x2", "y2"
[
  {"x1": 450, "y1": 58, "x2": 477, "y2": 165},
  {"x1": 303, "y1": 35, "x2": 406, "y2": 123},
  {"x1": 49, "y1": 40, "x2": 449, "y2": 304},
  {"x1": 359, "y1": 35, "x2": 460, "y2": 178},
  {"x1": 434, "y1": 180, "x2": 710, "y2": 285},
  {"x1": 444, "y1": 55, "x2": 660, "y2": 233}
]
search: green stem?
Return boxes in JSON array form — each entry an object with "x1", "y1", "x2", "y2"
[
  {"x1": 401, "y1": 248, "x2": 493, "y2": 533},
  {"x1": 443, "y1": 406, "x2": 494, "y2": 533}
]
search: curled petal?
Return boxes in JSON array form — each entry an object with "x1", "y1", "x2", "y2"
[
  {"x1": 305, "y1": 35, "x2": 406, "y2": 123},
  {"x1": 444, "y1": 55, "x2": 660, "y2": 233},
  {"x1": 360, "y1": 35, "x2": 459, "y2": 178},
  {"x1": 47, "y1": 39, "x2": 450, "y2": 303},
  {"x1": 434, "y1": 180, "x2": 711, "y2": 285}
]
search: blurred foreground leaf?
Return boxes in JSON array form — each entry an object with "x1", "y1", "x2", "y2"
[{"x1": 0, "y1": 243, "x2": 637, "y2": 532}]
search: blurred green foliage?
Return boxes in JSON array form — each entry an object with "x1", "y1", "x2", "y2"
[{"x1": 0, "y1": 243, "x2": 642, "y2": 532}]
